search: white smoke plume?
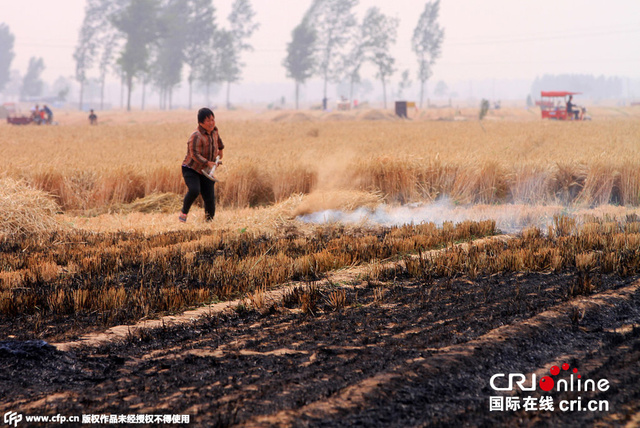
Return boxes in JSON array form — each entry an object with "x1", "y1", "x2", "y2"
[{"x1": 296, "y1": 199, "x2": 600, "y2": 234}]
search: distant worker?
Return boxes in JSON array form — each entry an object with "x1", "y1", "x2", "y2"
[
  {"x1": 179, "y1": 107, "x2": 225, "y2": 223},
  {"x1": 566, "y1": 95, "x2": 580, "y2": 120},
  {"x1": 89, "y1": 109, "x2": 98, "y2": 125},
  {"x1": 42, "y1": 105, "x2": 53, "y2": 124},
  {"x1": 31, "y1": 104, "x2": 41, "y2": 125}
]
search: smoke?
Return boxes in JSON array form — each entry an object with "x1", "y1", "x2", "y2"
[{"x1": 297, "y1": 198, "x2": 572, "y2": 234}]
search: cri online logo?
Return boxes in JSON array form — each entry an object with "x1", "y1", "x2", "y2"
[{"x1": 490, "y1": 363, "x2": 610, "y2": 393}]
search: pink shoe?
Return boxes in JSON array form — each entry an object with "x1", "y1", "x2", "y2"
[{"x1": 178, "y1": 212, "x2": 187, "y2": 223}]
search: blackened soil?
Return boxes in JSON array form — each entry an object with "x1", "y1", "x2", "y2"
[{"x1": 1, "y1": 272, "x2": 639, "y2": 427}]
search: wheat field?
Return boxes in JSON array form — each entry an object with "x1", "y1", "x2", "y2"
[{"x1": 1, "y1": 106, "x2": 639, "y2": 236}]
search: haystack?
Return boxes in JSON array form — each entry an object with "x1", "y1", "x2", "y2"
[{"x1": 0, "y1": 178, "x2": 62, "y2": 237}]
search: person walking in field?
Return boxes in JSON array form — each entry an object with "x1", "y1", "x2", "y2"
[{"x1": 179, "y1": 107, "x2": 224, "y2": 222}]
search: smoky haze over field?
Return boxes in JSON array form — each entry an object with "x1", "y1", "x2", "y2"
[
  {"x1": 0, "y1": 0, "x2": 639, "y2": 109},
  {"x1": 295, "y1": 200, "x2": 556, "y2": 234}
]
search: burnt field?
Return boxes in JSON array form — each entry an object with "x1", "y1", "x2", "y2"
[{"x1": 1, "y1": 217, "x2": 640, "y2": 426}]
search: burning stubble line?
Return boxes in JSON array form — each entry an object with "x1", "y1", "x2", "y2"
[
  {"x1": 297, "y1": 201, "x2": 567, "y2": 234},
  {"x1": 299, "y1": 200, "x2": 640, "y2": 240}
]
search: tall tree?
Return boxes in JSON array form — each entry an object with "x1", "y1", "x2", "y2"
[
  {"x1": 397, "y1": 69, "x2": 412, "y2": 99},
  {"x1": 73, "y1": 0, "x2": 100, "y2": 110},
  {"x1": 0, "y1": 23, "x2": 15, "y2": 93},
  {"x1": 362, "y1": 7, "x2": 398, "y2": 109},
  {"x1": 21, "y1": 57, "x2": 45, "y2": 99},
  {"x1": 96, "y1": 0, "x2": 126, "y2": 110},
  {"x1": 97, "y1": 31, "x2": 119, "y2": 110},
  {"x1": 140, "y1": 64, "x2": 150, "y2": 110},
  {"x1": 215, "y1": 29, "x2": 241, "y2": 109},
  {"x1": 434, "y1": 80, "x2": 448, "y2": 97},
  {"x1": 338, "y1": 12, "x2": 372, "y2": 108},
  {"x1": 223, "y1": 0, "x2": 259, "y2": 109},
  {"x1": 75, "y1": 0, "x2": 125, "y2": 110},
  {"x1": 412, "y1": 0, "x2": 444, "y2": 108},
  {"x1": 198, "y1": 29, "x2": 230, "y2": 107},
  {"x1": 306, "y1": 0, "x2": 358, "y2": 105},
  {"x1": 111, "y1": 0, "x2": 159, "y2": 111},
  {"x1": 151, "y1": 0, "x2": 190, "y2": 110},
  {"x1": 283, "y1": 19, "x2": 316, "y2": 110},
  {"x1": 52, "y1": 76, "x2": 71, "y2": 102},
  {"x1": 3, "y1": 70, "x2": 22, "y2": 100},
  {"x1": 183, "y1": 0, "x2": 217, "y2": 109}
]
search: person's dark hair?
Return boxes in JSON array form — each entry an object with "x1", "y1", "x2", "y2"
[{"x1": 197, "y1": 107, "x2": 214, "y2": 124}]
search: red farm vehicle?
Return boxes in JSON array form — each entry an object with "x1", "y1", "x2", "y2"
[
  {"x1": 538, "y1": 91, "x2": 589, "y2": 120},
  {"x1": 4, "y1": 103, "x2": 33, "y2": 125}
]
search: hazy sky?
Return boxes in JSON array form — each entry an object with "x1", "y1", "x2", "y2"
[{"x1": 2, "y1": 0, "x2": 640, "y2": 85}]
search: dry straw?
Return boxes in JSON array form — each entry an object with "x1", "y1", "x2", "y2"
[{"x1": 0, "y1": 178, "x2": 63, "y2": 237}]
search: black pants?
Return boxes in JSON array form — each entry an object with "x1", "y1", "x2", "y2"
[{"x1": 182, "y1": 166, "x2": 215, "y2": 221}]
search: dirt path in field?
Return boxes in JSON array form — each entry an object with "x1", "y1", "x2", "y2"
[{"x1": 52, "y1": 234, "x2": 515, "y2": 352}]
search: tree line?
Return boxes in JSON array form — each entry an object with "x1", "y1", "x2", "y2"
[
  {"x1": 0, "y1": 0, "x2": 444, "y2": 111},
  {"x1": 73, "y1": 0, "x2": 258, "y2": 111},
  {"x1": 0, "y1": 24, "x2": 52, "y2": 102},
  {"x1": 77, "y1": 0, "x2": 443, "y2": 111},
  {"x1": 285, "y1": 0, "x2": 444, "y2": 109}
]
